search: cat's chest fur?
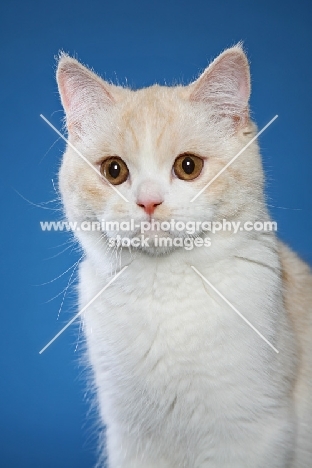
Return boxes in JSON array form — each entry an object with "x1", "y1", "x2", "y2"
[{"x1": 79, "y1": 245, "x2": 292, "y2": 465}]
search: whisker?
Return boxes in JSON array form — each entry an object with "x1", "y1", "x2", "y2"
[{"x1": 57, "y1": 254, "x2": 84, "y2": 319}]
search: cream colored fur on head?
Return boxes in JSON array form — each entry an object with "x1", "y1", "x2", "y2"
[{"x1": 57, "y1": 45, "x2": 312, "y2": 467}]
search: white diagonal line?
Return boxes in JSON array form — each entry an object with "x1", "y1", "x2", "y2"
[
  {"x1": 40, "y1": 114, "x2": 129, "y2": 203},
  {"x1": 190, "y1": 115, "x2": 278, "y2": 203},
  {"x1": 39, "y1": 265, "x2": 128, "y2": 354},
  {"x1": 191, "y1": 266, "x2": 279, "y2": 353}
]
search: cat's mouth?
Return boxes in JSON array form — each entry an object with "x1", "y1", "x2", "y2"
[
  {"x1": 97, "y1": 215, "x2": 209, "y2": 255},
  {"x1": 105, "y1": 227, "x2": 206, "y2": 256}
]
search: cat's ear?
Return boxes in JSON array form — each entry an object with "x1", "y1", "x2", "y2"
[
  {"x1": 189, "y1": 45, "x2": 250, "y2": 130},
  {"x1": 56, "y1": 54, "x2": 116, "y2": 135}
]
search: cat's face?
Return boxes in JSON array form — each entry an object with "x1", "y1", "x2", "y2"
[{"x1": 58, "y1": 46, "x2": 263, "y2": 256}]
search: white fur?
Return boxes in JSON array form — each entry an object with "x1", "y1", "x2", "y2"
[
  {"x1": 79, "y1": 237, "x2": 297, "y2": 467},
  {"x1": 56, "y1": 47, "x2": 311, "y2": 467}
]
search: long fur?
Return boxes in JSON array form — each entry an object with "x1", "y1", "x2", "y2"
[{"x1": 57, "y1": 46, "x2": 312, "y2": 467}]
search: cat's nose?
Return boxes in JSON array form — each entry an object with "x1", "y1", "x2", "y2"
[{"x1": 137, "y1": 198, "x2": 163, "y2": 216}]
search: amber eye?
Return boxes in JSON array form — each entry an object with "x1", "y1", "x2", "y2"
[
  {"x1": 173, "y1": 154, "x2": 204, "y2": 180},
  {"x1": 100, "y1": 157, "x2": 129, "y2": 185}
]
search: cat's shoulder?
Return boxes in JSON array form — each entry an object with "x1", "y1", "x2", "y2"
[{"x1": 279, "y1": 240, "x2": 312, "y2": 342}]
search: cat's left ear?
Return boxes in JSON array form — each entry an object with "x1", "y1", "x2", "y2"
[{"x1": 189, "y1": 45, "x2": 250, "y2": 130}]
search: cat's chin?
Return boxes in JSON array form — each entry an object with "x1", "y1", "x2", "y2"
[
  {"x1": 105, "y1": 230, "x2": 201, "y2": 257},
  {"x1": 137, "y1": 243, "x2": 179, "y2": 257},
  {"x1": 135, "y1": 235, "x2": 202, "y2": 256}
]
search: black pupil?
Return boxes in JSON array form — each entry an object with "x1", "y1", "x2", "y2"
[
  {"x1": 109, "y1": 161, "x2": 121, "y2": 178},
  {"x1": 182, "y1": 157, "x2": 195, "y2": 174}
]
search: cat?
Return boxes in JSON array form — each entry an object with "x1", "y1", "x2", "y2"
[{"x1": 56, "y1": 45, "x2": 312, "y2": 467}]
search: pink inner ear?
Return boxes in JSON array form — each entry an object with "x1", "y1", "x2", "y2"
[
  {"x1": 229, "y1": 54, "x2": 250, "y2": 104},
  {"x1": 57, "y1": 69, "x2": 73, "y2": 112},
  {"x1": 238, "y1": 79, "x2": 249, "y2": 104},
  {"x1": 57, "y1": 59, "x2": 116, "y2": 137},
  {"x1": 57, "y1": 62, "x2": 87, "y2": 115},
  {"x1": 190, "y1": 49, "x2": 251, "y2": 111}
]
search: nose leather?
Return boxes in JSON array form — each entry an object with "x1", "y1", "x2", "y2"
[
  {"x1": 136, "y1": 180, "x2": 164, "y2": 215},
  {"x1": 137, "y1": 200, "x2": 163, "y2": 215}
]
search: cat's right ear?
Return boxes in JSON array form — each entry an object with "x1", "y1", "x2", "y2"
[{"x1": 56, "y1": 54, "x2": 115, "y2": 136}]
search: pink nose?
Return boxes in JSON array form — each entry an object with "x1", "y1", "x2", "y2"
[{"x1": 137, "y1": 199, "x2": 163, "y2": 215}]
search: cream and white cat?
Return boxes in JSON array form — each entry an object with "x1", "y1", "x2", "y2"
[{"x1": 56, "y1": 46, "x2": 312, "y2": 467}]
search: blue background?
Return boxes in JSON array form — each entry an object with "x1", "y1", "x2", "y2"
[{"x1": 1, "y1": 1, "x2": 311, "y2": 466}]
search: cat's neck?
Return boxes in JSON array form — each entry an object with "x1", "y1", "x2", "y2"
[{"x1": 79, "y1": 227, "x2": 278, "y2": 281}]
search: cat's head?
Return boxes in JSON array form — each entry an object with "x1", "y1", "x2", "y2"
[{"x1": 57, "y1": 45, "x2": 264, "y2": 257}]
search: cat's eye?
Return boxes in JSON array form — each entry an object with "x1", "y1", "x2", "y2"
[
  {"x1": 100, "y1": 157, "x2": 129, "y2": 185},
  {"x1": 173, "y1": 154, "x2": 204, "y2": 180}
]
